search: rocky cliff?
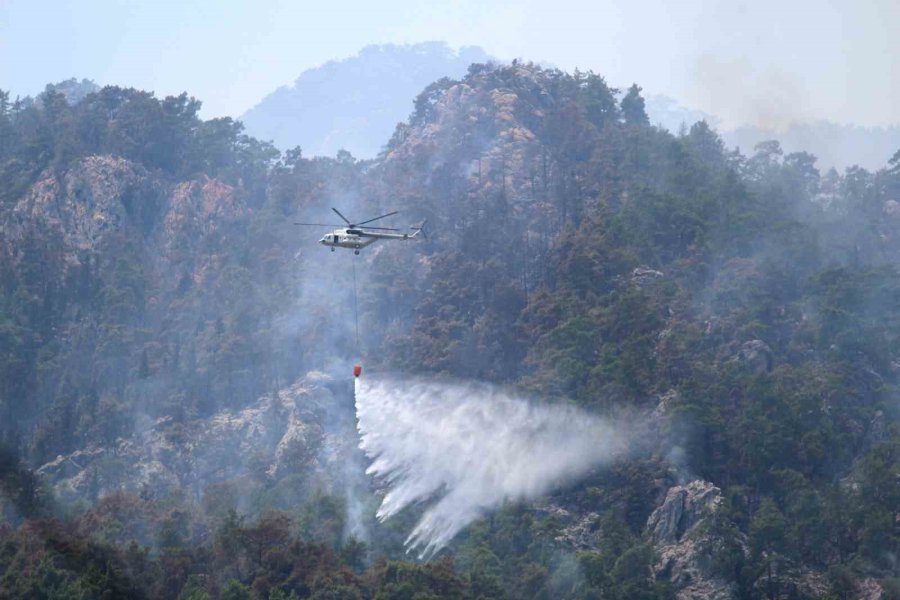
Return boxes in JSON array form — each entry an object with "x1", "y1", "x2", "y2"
[
  {"x1": 646, "y1": 481, "x2": 738, "y2": 600},
  {"x1": 36, "y1": 373, "x2": 355, "y2": 507}
]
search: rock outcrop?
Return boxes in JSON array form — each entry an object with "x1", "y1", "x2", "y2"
[
  {"x1": 37, "y1": 374, "x2": 354, "y2": 505},
  {"x1": 646, "y1": 480, "x2": 740, "y2": 600},
  {"x1": 856, "y1": 577, "x2": 886, "y2": 600},
  {"x1": 6, "y1": 156, "x2": 162, "y2": 263},
  {"x1": 735, "y1": 339, "x2": 773, "y2": 375},
  {"x1": 631, "y1": 267, "x2": 665, "y2": 287},
  {"x1": 5, "y1": 154, "x2": 244, "y2": 263}
]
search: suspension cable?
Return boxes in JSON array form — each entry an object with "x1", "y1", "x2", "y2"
[{"x1": 351, "y1": 255, "x2": 360, "y2": 351}]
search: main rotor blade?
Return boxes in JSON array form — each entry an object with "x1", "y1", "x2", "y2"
[
  {"x1": 331, "y1": 208, "x2": 352, "y2": 225},
  {"x1": 357, "y1": 210, "x2": 399, "y2": 226},
  {"x1": 360, "y1": 226, "x2": 399, "y2": 231},
  {"x1": 294, "y1": 222, "x2": 342, "y2": 227}
]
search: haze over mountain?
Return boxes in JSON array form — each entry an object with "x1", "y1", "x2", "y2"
[
  {"x1": 721, "y1": 122, "x2": 900, "y2": 173},
  {"x1": 240, "y1": 42, "x2": 491, "y2": 158},
  {"x1": 646, "y1": 95, "x2": 900, "y2": 172},
  {"x1": 3, "y1": 0, "x2": 900, "y2": 594},
  {"x1": 3, "y1": 57, "x2": 900, "y2": 598},
  {"x1": 241, "y1": 43, "x2": 899, "y2": 172}
]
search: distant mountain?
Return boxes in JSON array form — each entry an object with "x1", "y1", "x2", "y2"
[
  {"x1": 644, "y1": 94, "x2": 720, "y2": 133},
  {"x1": 242, "y1": 42, "x2": 898, "y2": 171},
  {"x1": 240, "y1": 42, "x2": 492, "y2": 158}
]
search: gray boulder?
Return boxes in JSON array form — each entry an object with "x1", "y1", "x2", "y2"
[
  {"x1": 736, "y1": 340, "x2": 773, "y2": 374},
  {"x1": 646, "y1": 480, "x2": 740, "y2": 600}
]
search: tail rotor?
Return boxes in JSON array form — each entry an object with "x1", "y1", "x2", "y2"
[{"x1": 411, "y1": 220, "x2": 428, "y2": 239}]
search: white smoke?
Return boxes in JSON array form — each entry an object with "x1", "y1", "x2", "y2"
[{"x1": 355, "y1": 376, "x2": 627, "y2": 557}]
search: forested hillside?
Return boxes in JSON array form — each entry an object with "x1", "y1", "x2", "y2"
[{"x1": 1, "y1": 63, "x2": 899, "y2": 599}]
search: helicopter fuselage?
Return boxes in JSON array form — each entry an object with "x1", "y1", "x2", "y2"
[{"x1": 319, "y1": 227, "x2": 418, "y2": 252}]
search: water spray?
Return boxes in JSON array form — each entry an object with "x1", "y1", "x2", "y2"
[{"x1": 353, "y1": 376, "x2": 627, "y2": 557}]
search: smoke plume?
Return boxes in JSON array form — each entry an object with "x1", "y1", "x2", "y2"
[{"x1": 355, "y1": 376, "x2": 627, "y2": 557}]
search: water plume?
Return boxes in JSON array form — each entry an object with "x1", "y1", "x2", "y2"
[{"x1": 355, "y1": 376, "x2": 627, "y2": 557}]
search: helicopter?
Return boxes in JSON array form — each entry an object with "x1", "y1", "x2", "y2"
[{"x1": 295, "y1": 208, "x2": 426, "y2": 254}]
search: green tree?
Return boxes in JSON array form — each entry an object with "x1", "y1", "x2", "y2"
[
  {"x1": 749, "y1": 498, "x2": 788, "y2": 599},
  {"x1": 621, "y1": 84, "x2": 649, "y2": 126},
  {"x1": 222, "y1": 579, "x2": 257, "y2": 600}
]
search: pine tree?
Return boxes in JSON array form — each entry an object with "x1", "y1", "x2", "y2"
[{"x1": 621, "y1": 84, "x2": 649, "y2": 126}]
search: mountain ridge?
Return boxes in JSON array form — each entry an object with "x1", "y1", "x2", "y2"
[
  {"x1": 1, "y1": 61, "x2": 899, "y2": 599},
  {"x1": 240, "y1": 41, "x2": 492, "y2": 158}
]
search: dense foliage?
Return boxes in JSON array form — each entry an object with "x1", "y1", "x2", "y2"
[{"x1": 1, "y1": 63, "x2": 899, "y2": 599}]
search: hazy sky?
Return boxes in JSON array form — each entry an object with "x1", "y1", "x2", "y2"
[{"x1": 1, "y1": 0, "x2": 897, "y2": 128}]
